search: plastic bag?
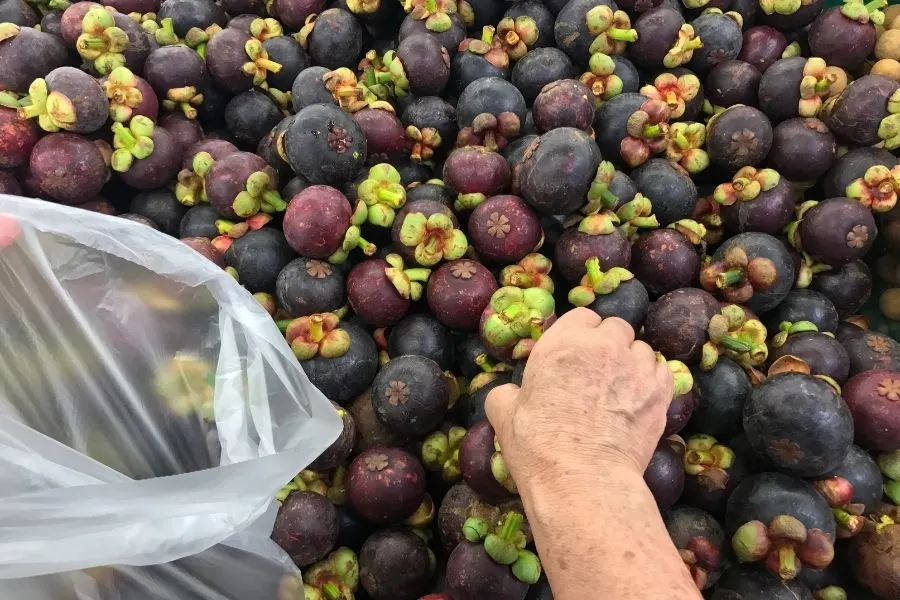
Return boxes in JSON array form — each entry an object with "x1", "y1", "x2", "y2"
[{"x1": 0, "y1": 194, "x2": 342, "y2": 597}]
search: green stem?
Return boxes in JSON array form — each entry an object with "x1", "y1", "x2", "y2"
[
  {"x1": 585, "y1": 257, "x2": 603, "y2": 289},
  {"x1": 79, "y1": 36, "x2": 109, "y2": 49},
  {"x1": 378, "y1": 187, "x2": 403, "y2": 205},
  {"x1": 501, "y1": 302, "x2": 524, "y2": 321},
  {"x1": 323, "y1": 583, "x2": 341, "y2": 600},
  {"x1": 405, "y1": 268, "x2": 430, "y2": 282},
  {"x1": 498, "y1": 512, "x2": 523, "y2": 542},
  {"x1": 607, "y1": 27, "x2": 637, "y2": 42},
  {"x1": 716, "y1": 269, "x2": 744, "y2": 288},
  {"x1": 481, "y1": 25, "x2": 494, "y2": 44},
  {"x1": 718, "y1": 335, "x2": 753, "y2": 353},
  {"x1": 425, "y1": 0, "x2": 437, "y2": 12},
  {"x1": 643, "y1": 124, "x2": 662, "y2": 138},
  {"x1": 308, "y1": 315, "x2": 325, "y2": 342}
]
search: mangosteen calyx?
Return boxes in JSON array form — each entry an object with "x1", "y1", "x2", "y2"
[
  {"x1": 586, "y1": 6, "x2": 638, "y2": 56},
  {"x1": 406, "y1": 125, "x2": 443, "y2": 162},
  {"x1": 731, "y1": 515, "x2": 835, "y2": 580},
  {"x1": 499, "y1": 253, "x2": 556, "y2": 292},
  {"x1": 357, "y1": 163, "x2": 408, "y2": 227},
  {"x1": 620, "y1": 98, "x2": 671, "y2": 168},
  {"x1": 402, "y1": 0, "x2": 458, "y2": 33},
  {"x1": 468, "y1": 353, "x2": 513, "y2": 393},
  {"x1": 215, "y1": 213, "x2": 272, "y2": 242},
  {"x1": 346, "y1": 0, "x2": 381, "y2": 15},
  {"x1": 759, "y1": 0, "x2": 810, "y2": 16},
  {"x1": 465, "y1": 511, "x2": 543, "y2": 584},
  {"x1": 277, "y1": 466, "x2": 348, "y2": 505},
  {"x1": 668, "y1": 219, "x2": 708, "y2": 246},
  {"x1": 384, "y1": 253, "x2": 431, "y2": 300},
  {"x1": 679, "y1": 536, "x2": 722, "y2": 590},
  {"x1": 496, "y1": 16, "x2": 539, "y2": 62},
  {"x1": 714, "y1": 167, "x2": 781, "y2": 206},
  {"x1": 666, "y1": 358, "x2": 694, "y2": 397},
  {"x1": 176, "y1": 152, "x2": 217, "y2": 207},
  {"x1": 701, "y1": 305, "x2": 768, "y2": 371},
  {"x1": 616, "y1": 194, "x2": 660, "y2": 241},
  {"x1": 286, "y1": 313, "x2": 352, "y2": 360},
  {"x1": 683, "y1": 434, "x2": 735, "y2": 492},
  {"x1": 406, "y1": 492, "x2": 436, "y2": 528},
  {"x1": 150, "y1": 18, "x2": 179, "y2": 47},
  {"x1": 422, "y1": 426, "x2": 467, "y2": 482},
  {"x1": 846, "y1": 164, "x2": 900, "y2": 213},
  {"x1": 358, "y1": 51, "x2": 406, "y2": 104},
  {"x1": 456, "y1": 111, "x2": 521, "y2": 153},
  {"x1": 580, "y1": 53, "x2": 624, "y2": 108},
  {"x1": 640, "y1": 72, "x2": 701, "y2": 120},
  {"x1": 664, "y1": 24, "x2": 703, "y2": 69},
  {"x1": 459, "y1": 27, "x2": 511, "y2": 70},
  {"x1": 665, "y1": 123, "x2": 709, "y2": 174},
  {"x1": 879, "y1": 89, "x2": 900, "y2": 150},
  {"x1": 153, "y1": 355, "x2": 215, "y2": 420},
  {"x1": 691, "y1": 198, "x2": 723, "y2": 244},
  {"x1": 102, "y1": 67, "x2": 144, "y2": 123},
  {"x1": 328, "y1": 203, "x2": 377, "y2": 264},
  {"x1": 881, "y1": 452, "x2": 900, "y2": 504},
  {"x1": 583, "y1": 161, "x2": 621, "y2": 214},
  {"x1": 241, "y1": 38, "x2": 282, "y2": 87},
  {"x1": 76, "y1": 8, "x2": 129, "y2": 75},
  {"x1": 799, "y1": 58, "x2": 836, "y2": 118},
  {"x1": 398, "y1": 211, "x2": 468, "y2": 266},
  {"x1": 17, "y1": 78, "x2": 76, "y2": 132},
  {"x1": 839, "y1": 0, "x2": 886, "y2": 25},
  {"x1": 481, "y1": 286, "x2": 556, "y2": 360},
  {"x1": 812, "y1": 476, "x2": 866, "y2": 538},
  {"x1": 568, "y1": 257, "x2": 635, "y2": 307},
  {"x1": 700, "y1": 245, "x2": 778, "y2": 306},
  {"x1": 771, "y1": 320, "x2": 820, "y2": 348},
  {"x1": 110, "y1": 116, "x2": 157, "y2": 173},
  {"x1": 303, "y1": 546, "x2": 360, "y2": 600}
]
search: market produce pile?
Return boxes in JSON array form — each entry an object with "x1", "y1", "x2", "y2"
[{"x1": 3, "y1": 0, "x2": 900, "y2": 596}]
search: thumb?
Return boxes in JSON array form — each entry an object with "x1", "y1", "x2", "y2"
[{"x1": 485, "y1": 383, "x2": 520, "y2": 442}]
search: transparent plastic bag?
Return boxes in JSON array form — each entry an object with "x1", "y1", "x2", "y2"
[{"x1": 0, "y1": 194, "x2": 341, "y2": 597}]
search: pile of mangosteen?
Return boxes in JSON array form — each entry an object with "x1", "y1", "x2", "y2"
[{"x1": 3, "y1": 0, "x2": 900, "y2": 595}]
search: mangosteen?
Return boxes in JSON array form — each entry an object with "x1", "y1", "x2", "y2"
[
  {"x1": 554, "y1": 211, "x2": 633, "y2": 282},
  {"x1": 391, "y1": 33, "x2": 451, "y2": 98},
  {"x1": 630, "y1": 159, "x2": 698, "y2": 225},
  {"x1": 0, "y1": 24, "x2": 68, "y2": 95},
  {"x1": 261, "y1": 34, "x2": 308, "y2": 93},
  {"x1": 532, "y1": 79, "x2": 594, "y2": 133},
  {"x1": 111, "y1": 117, "x2": 183, "y2": 192},
  {"x1": 179, "y1": 204, "x2": 220, "y2": 239},
  {"x1": 700, "y1": 232, "x2": 794, "y2": 314},
  {"x1": 291, "y1": 66, "x2": 334, "y2": 112},
  {"x1": 851, "y1": 515, "x2": 900, "y2": 600},
  {"x1": 442, "y1": 146, "x2": 511, "y2": 211},
  {"x1": 843, "y1": 370, "x2": 900, "y2": 452},
  {"x1": 841, "y1": 331, "x2": 900, "y2": 376},
  {"x1": 157, "y1": 0, "x2": 227, "y2": 38},
  {"x1": 359, "y1": 527, "x2": 435, "y2": 600},
  {"x1": 665, "y1": 506, "x2": 725, "y2": 590},
  {"x1": 28, "y1": 133, "x2": 108, "y2": 205},
  {"x1": 272, "y1": 491, "x2": 339, "y2": 567},
  {"x1": 705, "y1": 105, "x2": 773, "y2": 171},
  {"x1": 645, "y1": 439, "x2": 685, "y2": 509},
  {"x1": 282, "y1": 103, "x2": 367, "y2": 188},
  {"x1": 817, "y1": 444, "x2": 884, "y2": 517},
  {"x1": 401, "y1": 96, "x2": 458, "y2": 162},
  {"x1": 159, "y1": 115, "x2": 203, "y2": 156},
  {"x1": 205, "y1": 26, "x2": 280, "y2": 94},
  {"x1": 0, "y1": 0, "x2": 36, "y2": 25},
  {"x1": 224, "y1": 227, "x2": 297, "y2": 292},
  {"x1": 596, "y1": 94, "x2": 671, "y2": 171},
  {"x1": 18, "y1": 67, "x2": 108, "y2": 134},
  {"x1": 426, "y1": 259, "x2": 498, "y2": 331},
  {"x1": 568, "y1": 259, "x2": 650, "y2": 332},
  {"x1": 458, "y1": 420, "x2": 517, "y2": 503},
  {"x1": 455, "y1": 77, "x2": 527, "y2": 152},
  {"x1": 479, "y1": 285, "x2": 556, "y2": 362},
  {"x1": 511, "y1": 47, "x2": 576, "y2": 105},
  {"x1": 468, "y1": 195, "x2": 543, "y2": 265},
  {"x1": 759, "y1": 0, "x2": 823, "y2": 31},
  {"x1": 738, "y1": 25, "x2": 789, "y2": 73},
  {"x1": 174, "y1": 139, "x2": 239, "y2": 208},
  {"x1": 224, "y1": 90, "x2": 282, "y2": 148},
  {"x1": 788, "y1": 198, "x2": 877, "y2": 268},
  {"x1": 372, "y1": 354, "x2": 450, "y2": 437},
  {"x1": 744, "y1": 372, "x2": 853, "y2": 477},
  {"x1": 398, "y1": 8, "x2": 466, "y2": 55},
  {"x1": 129, "y1": 189, "x2": 187, "y2": 237},
  {"x1": 759, "y1": 56, "x2": 836, "y2": 125},
  {"x1": 687, "y1": 358, "x2": 751, "y2": 439},
  {"x1": 810, "y1": 260, "x2": 871, "y2": 319},
  {"x1": 516, "y1": 127, "x2": 601, "y2": 216},
  {"x1": 347, "y1": 447, "x2": 426, "y2": 524},
  {"x1": 437, "y1": 482, "x2": 530, "y2": 555},
  {"x1": 451, "y1": 31, "x2": 509, "y2": 97},
  {"x1": 276, "y1": 257, "x2": 345, "y2": 317},
  {"x1": 630, "y1": 227, "x2": 701, "y2": 297},
  {"x1": 822, "y1": 74, "x2": 900, "y2": 149},
  {"x1": 296, "y1": 8, "x2": 362, "y2": 69},
  {"x1": 347, "y1": 390, "x2": 408, "y2": 453},
  {"x1": 823, "y1": 146, "x2": 899, "y2": 205},
  {"x1": 682, "y1": 434, "x2": 748, "y2": 516},
  {"x1": 387, "y1": 313, "x2": 454, "y2": 370},
  {"x1": 389, "y1": 198, "x2": 466, "y2": 266},
  {"x1": 687, "y1": 9, "x2": 743, "y2": 74},
  {"x1": 769, "y1": 117, "x2": 836, "y2": 184},
  {"x1": 770, "y1": 330, "x2": 850, "y2": 384},
  {"x1": 666, "y1": 365, "x2": 697, "y2": 436},
  {"x1": 554, "y1": 0, "x2": 637, "y2": 66},
  {"x1": 281, "y1": 185, "x2": 368, "y2": 262},
  {"x1": 765, "y1": 289, "x2": 839, "y2": 334},
  {"x1": 0, "y1": 107, "x2": 39, "y2": 169},
  {"x1": 628, "y1": 6, "x2": 701, "y2": 70},
  {"x1": 715, "y1": 167, "x2": 794, "y2": 236},
  {"x1": 73, "y1": 7, "x2": 152, "y2": 75},
  {"x1": 705, "y1": 60, "x2": 761, "y2": 108},
  {"x1": 346, "y1": 255, "x2": 429, "y2": 327},
  {"x1": 353, "y1": 108, "x2": 407, "y2": 164},
  {"x1": 142, "y1": 45, "x2": 206, "y2": 120},
  {"x1": 203, "y1": 150, "x2": 284, "y2": 219},
  {"x1": 643, "y1": 288, "x2": 720, "y2": 364},
  {"x1": 808, "y1": 1, "x2": 881, "y2": 71},
  {"x1": 446, "y1": 539, "x2": 531, "y2": 600},
  {"x1": 0, "y1": 171, "x2": 21, "y2": 195},
  {"x1": 713, "y1": 565, "x2": 814, "y2": 599}
]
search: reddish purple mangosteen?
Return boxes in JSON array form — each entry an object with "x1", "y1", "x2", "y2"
[
  {"x1": 347, "y1": 255, "x2": 430, "y2": 327},
  {"x1": 442, "y1": 145, "x2": 511, "y2": 211},
  {"x1": 283, "y1": 185, "x2": 370, "y2": 261},
  {"x1": 843, "y1": 370, "x2": 900, "y2": 452},
  {"x1": 554, "y1": 212, "x2": 632, "y2": 284},
  {"x1": 28, "y1": 133, "x2": 108, "y2": 205},
  {"x1": 427, "y1": 259, "x2": 498, "y2": 331},
  {"x1": 0, "y1": 106, "x2": 40, "y2": 169},
  {"x1": 205, "y1": 151, "x2": 285, "y2": 220},
  {"x1": 347, "y1": 446, "x2": 427, "y2": 525},
  {"x1": 467, "y1": 195, "x2": 543, "y2": 265},
  {"x1": 459, "y1": 420, "x2": 517, "y2": 504}
]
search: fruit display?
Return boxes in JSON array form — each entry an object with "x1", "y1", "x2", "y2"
[{"x1": 3, "y1": 0, "x2": 900, "y2": 597}]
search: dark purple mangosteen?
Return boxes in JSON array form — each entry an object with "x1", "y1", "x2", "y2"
[
  {"x1": 714, "y1": 565, "x2": 814, "y2": 599},
  {"x1": 644, "y1": 439, "x2": 685, "y2": 510},
  {"x1": 759, "y1": 56, "x2": 837, "y2": 124},
  {"x1": 353, "y1": 107, "x2": 407, "y2": 163},
  {"x1": 0, "y1": 24, "x2": 68, "y2": 94},
  {"x1": 401, "y1": 95, "x2": 458, "y2": 162},
  {"x1": 468, "y1": 195, "x2": 543, "y2": 265},
  {"x1": 665, "y1": 506, "x2": 725, "y2": 590},
  {"x1": 392, "y1": 33, "x2": 451, "y2": 98},
  {"x1": 759, "y1": 0, "x2": 823, "y2": 31},
  {"x1": 223, "y1": 228, "x2": 297, "y2": 292},
  {"x1": 297, "y1": 8, "x2": 363, "y2": 70},
  {"x1": 715, "y1": 167, "x2": 795, "y2": 236},
  {"x1": 816, "y1": 444, "x2": 884, "y2": 516},
  {"x1": 630, "y1": 227, "x2": 701, "y2": 297},
  {"x1": 844, "y1": 370, "x2": 900, "y2": 452},
  {"x1": 0, "y1": 106, "x2": 39, "y2": 169},
  {"x1": 808, "y1": 2, "x2": 881, "y2": 71},
  {"x1": 738, "y1": 25, "x2": 789, "y2": 73},
  {"x1": 282, "y1": 185, "x2": 361, "y2": 260},
  {"x1": 532, "y1": 79, "x2": 594, "y2": 133},
  {"x1": 687, "y1": 9, "x2": 744, "y2": 74},
  {"x1": 455, "y1": 77, "x2": 527, "y2": 152},
  {"x1": 822, "y1": 146, "x2": 898, "y2": 201},
  {"x1": 389, "y1": 198, "x2": 466, "y2": 267},
  {"x1": 628, "y1": 6, "x2": 702, "y2": 70},
  {"x1": 770, "y1": 330, "x2": 850, "y2": 384},
  {"x1": 398, "y1": 10, "x2": 466, "y2": 56},
  {"x1": 510, "y1": 47, "x2": 576, "y2": 105},
  {"x1": 789, "y1": 198, "x2": 877, "y2": 268},
  {"x1": 810, "y1": 260, "x2": 872, "y2": 318},
  {"x1": 705, "y1": 60, "x2": 761, "y2": 108},
  {"x1": 705, "y1": 105, "x2": 773, "y2": 171},
  {"x1": 554, "y1": 212, "x2": 631, "y2": 284},
  {"x1": 768, "y1": 117, "x2": 836, "y2": 184},
  {"x1": 269, "y1": 0, "x2": 324, "y2": 31},
  {"x1": 630, "y1": 159, "x2": 698, "y2": 225},
  {"x1": 554, "y1": 0, "x2": 638, "y2": 66},
  {"x1": 568, "y1": 259, "x2": 650, "y2": 332},
  {"x1": 224, "y1": 90, "x2": 283, "y2": 148},
  {"x1": 426, "y1": 259, "x2": 498, "y2": 331},
  {"x1": 595, "y1": 93, "x2": 671, "y2": 169},
  {"x1": 387, "y1": 313, "x2": 455, "y2": 370},
  {"x1": 643, "y1": 288, "x2": 720, "y2": 364},
  {"x1": 459, "y1": 420, "x2": 517, "y2": 504},
  {"x1": 347, "y1": 446, "x2": 427, "y2": 525},
  {"x1": 282, "y1": 102, "x2": 367, "y2": 188},
  {"x1": 821, "y1": 74, "x2": 900, "y2": 148},
  {"x1": 276, "y1": 257, "x2": 346, "y2": 318},
  {"x1": 204, "y1": 151, "x2": 284, "y2": 219},
  {"x1": 272, "y1": 491, "x2": 339, "y2": 568},
  {"x1": 112, "y1": 117, "x2": 183, "y2": 192},
  {"x1": 28, "y1": 133, "x2": 108, "y2": 205},
  {"x1": 682, "y1": 434, "x2": 748, "y2": 516},
  {"x1": 687, "y1": 358, "x2": 751, "y2": 439},
  {"x1": 372, "y1": 354, "x2": 450, "y2": 437},
  {"x1": 18, "y1": 67, "x2": 108, "y2": 134},
  {"x1": 442, "y1": 145, "x2": 511, "y2": 211},
  {"x1": 360, "y1": 527, "x2": 435, "y2": 600},
  {"x1": 445, "y1": 540, "x2": 530, "y2": 600}
]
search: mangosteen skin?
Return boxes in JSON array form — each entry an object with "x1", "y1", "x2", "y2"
[
  {"x1": 511, "y1": 47, "x2": 576, "y2": 105},
  {"x1": 532, "y1": 79, "x2": 594, "y2": 133},
  {"x1": 554, "y1": 226, "x2": 631, "y2": 284},
  {"x1": 388, "y1": 314, "x2": 455, "y2": 371},
  {"x1": 346, "y1": 259, "x2": 410, "y2": 328},
  {"x1": 843, "y1": 332, "x2": 900, "y2": 377},
  {"x1": 304, "y1": 8, "x2": 363, "y2": 70},
  {"x1": 725, "y1": 472, "x2": 836, "y2": 539},
  {"x1": 401, "y1": 96, "x2": 459, "y2": 156},
  {"x1": 0, "y1": 107, "x2": 39, "y2": 169},
  {"x1": 271, "y1": 491, "x2": 339, "y2": 568},
  {"x1": 468, "y1": 195, "x2": 543, "y2": 265},
  {"x1": 771, "y1": 332, "x2": 850, "y2": 384},
  {"x1": 850, "y1": 522, "x2": 900, "y2": 600},
  {"x1": 224, "y1": 90, "x2": 283, "y2": 148},
  {"x1": 644, "y1": 440, "x2": 685, "y2": 510},
  {"x1": 823, "y1": 75, "x2": 900, "y2": 147},
  {"x1": 587, "y1": 278, "x2": 650, "y2": 332},
  {"x1": 309, "y1": 405, "x2": 356, "y2": 471},
  {"x1": 299, "y1": 322, "x2": 378, "y2": 405},
  {"x1": 398, "y1": 33, "x2": 450, "y2": 97},
  {"x1": 398, "y1": 12, "x2": 466, "y2": 56},
  {"x1": 643, "y1": 288, "x2": 720, "y2": 364},
  {"x1": 456, "y1": 77, "x2": 527, "y2": 131},
  {"x1": 713, "y1": 565, "x2": 814, "y2": 600},
  {"x1": 283, "y1": 103, "x2": 367, "y2": 187},
  {"x1": 347, "y1": 447, "x2": 427, "y2": 525},
  {"x1": 360, "y1": 527, "x2": 434, "y2": 600},
  {"x1": 712, "y1": 232, "x2": 794, "y2": 314},
  {"x1": 705, "y1": 59, "x2": 761, "y2": 108},
  {"x1": 450, "y1": 51, "x2": 507, "y2": 98},
  {"x1": 372, "y1": 355, "x2": 449, "y2": 437},
  {"x1": 630, "y1": 228, "x2": 699, "y2": 298},
  {"x1": 843, "y1": 369, "x2": 900, "y2": 452},
  {"x1": 459, "y1": 420, "x2": 516, "y2": 504},
  {"x1": 743, "y1": 372, "x2": 853, "y2": 477},
  {"x1": 28, "y1": 133, "x2": 108, "y2": 205},
  {"x1": 283, "y1": 185, "x2": 352, "y2": 259},
  {"x1": 593, "y1": 93, "x2": 646, "y2": 166},
  {"x1": 758, "y1": 56, "x2": 810, "y2": 124},
  {"x1": 706, "y1": 105, "x2": 773, "y2": 172},
  {"x1": 347, "y1": 390, "x2": 408, "y2": 453},
  {"x1": 437, "y1": 482, "x2": 530, "y2": 554},
  {"x1": 686, "y1": 358, "x2": 751, "y2": 439},
  {"x1": 628, "y1": 6, "x2": 686, "y2": 70},
  {"x1": 516, "y1": 127, "x2": 601, "y2": 216},
  {"x1": 764, "y1": 289, "x2": 839, "y2": 334},
  {"x1": 808, "y1": 6, "x2": 875, "y2": 71},
  {"x1": 460, "y1": 375, "x2": 512, "y2": 428},
  {"x1": 630, "y1": 159, "x2": 698, "y2": 226},
  {"x1": 738, "y1": 25, "x2": 788, "y2": 73},
  {"x1": 798, "y1": 198, "x2": 876, "y2": 267},
  {"x1": 120, "y1": 127, "x2": 183, "y2": 192},
  {"x1": 157, "y1": 0, "x2": 227, "y2": 37},
  {"x1": 819, "y1": 445, "x2": 883, "y2": 514},
  {"x1": 0, "y1": 26, "x2": 68, "y2": 94},
  {"x1": 446, "y1": 541, "x2": 529, "y2": 600},
  {"x1": 262, "y1": 35, "x2": 308, "y2": 92},
  {"x1": 665, "y1": 506, "x2": 726, "y2": 588},
  {"x1": 179, "y1": 205, "x2": 220, "y2": 239},
  {"x1": 223, "y1": 228, "x2": 297, "y2": 292},
  {"x1": 291, "y1": 66, "x2": 334, "y2": 112},
  {"x1": 426, "y1": 259, "x2": 498, "y2": 332},
  {"x1": 823, "y1": 147, "x2": 899, "y2": 199},
  {"x1": 276, "y1": 257, "x2": 345, "y2": 317},
  {"x1": 810, "y1": 260, "x2": 871, "y2": 319},
  {"x1": 43, "y1": 67, "x2": 109, "y2": 134},
  {"x1": 769, "y1": 118, "x2": 836, "y2": 184},
  {"x1": 687, "y1": 12, "x2": 743, "y2": 74},
  {"x1": 720, "y1": 176, "x2": 795, "y2": 236},
  {"x1": 129, "y1": 189, "x2": 187, "y2": 237}
]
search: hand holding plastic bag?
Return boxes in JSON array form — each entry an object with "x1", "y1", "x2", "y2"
[{"x1": 0, "y1": 195, "x2": 341, "y2": 594}]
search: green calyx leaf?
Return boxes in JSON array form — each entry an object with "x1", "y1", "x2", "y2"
[
  {"x1": 358, "y1": 163, "x2": 406, "y2": 226},
  {"x1": 17, "y1": 78, "x2": 77, "y2": 132},
  {"x1": 110, "y1": 115, "x2": 155, "y2": 172}
]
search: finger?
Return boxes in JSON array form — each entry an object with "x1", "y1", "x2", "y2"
[
  {"x1": 629, "y1": 339, "x2": 657, "y2": 366},
  {"x1": 655, "y1": 360, "x2": 675, "y2": 400},
  {"x1": 485, "y1": 383, "x2": 520, "y2": 441},
  {"x1": 595, "y1": 316, "x2": 635, "y2": 347},
  {"x1": 547, "y1": 307, "x2": 603, "y2": 334}
]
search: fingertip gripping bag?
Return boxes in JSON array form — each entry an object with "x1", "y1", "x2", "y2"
[{"x1": 0, "y1": 194, "x2": 342, "y2": 599}]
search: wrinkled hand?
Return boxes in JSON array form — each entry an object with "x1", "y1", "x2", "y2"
[{"x1": 486, "y1": 309, "x2": 674, "y2": 488}]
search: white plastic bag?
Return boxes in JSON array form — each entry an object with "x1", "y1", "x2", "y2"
[{"x1": 0, "y1": 194, "x2": 341, "y2": 596}]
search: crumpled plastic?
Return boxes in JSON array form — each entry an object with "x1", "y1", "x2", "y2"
[{"x1": 0, "y1": 194, "x2": 341, "y2": 599}]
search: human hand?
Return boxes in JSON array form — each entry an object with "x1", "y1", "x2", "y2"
[{"x1": 485, "y1": 309, "x2": 674, "y2": 488}]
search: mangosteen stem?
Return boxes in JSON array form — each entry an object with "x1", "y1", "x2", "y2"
[
  {"x1": 607, "y1": 27, "x2": 637, "y2": 42},
  {"x1": 585, "y1": 257, "x2": 604, "y2": 288},
  {"x1": 322, "y1": 583, "x2": 341, "y2": 600},
  {"x1": 308, "y1": 315, "x2": 325, "y2": 342},
  {"x1": 425, "y1": 0, "x2": 437, "y2": 12},
  {"x1": 498, "y1": 511, "x2": 523, "y2": 541},
  {"x1": 405, "y1": 267, "x2": 430, "y2": 282},
  {"x1": 643, "y1": 124, "x2": 662, "y2": 138},
  {"x1": 481, "y1": 25, "x2": 494, "y2": 44},
  {"x1": 717, "y1": 334, "x2": 754, "y2": 353},
  {"x1": 774, "y1": 545, "x2": 799, "y2": 580},
  {"x1": 716, "y1": 269, "x2": 744, "y2": 288}
]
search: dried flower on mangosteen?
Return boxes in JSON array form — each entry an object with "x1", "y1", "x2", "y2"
[
  {"x1": 579, "y1": 51, "x2": 624, "y2": 108},
  {"x1": 731, "y1": 514, "x2": 835, "y2": 580},
  {"x1": 498, "y1": 253, "x2": 555, "y2": 293},
  {"x1": 18, "y1": 67, "x2": 108, "y2": 134},
  {"x1": 479, "y1": 286, "x2": 555, "y2": 362}
]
